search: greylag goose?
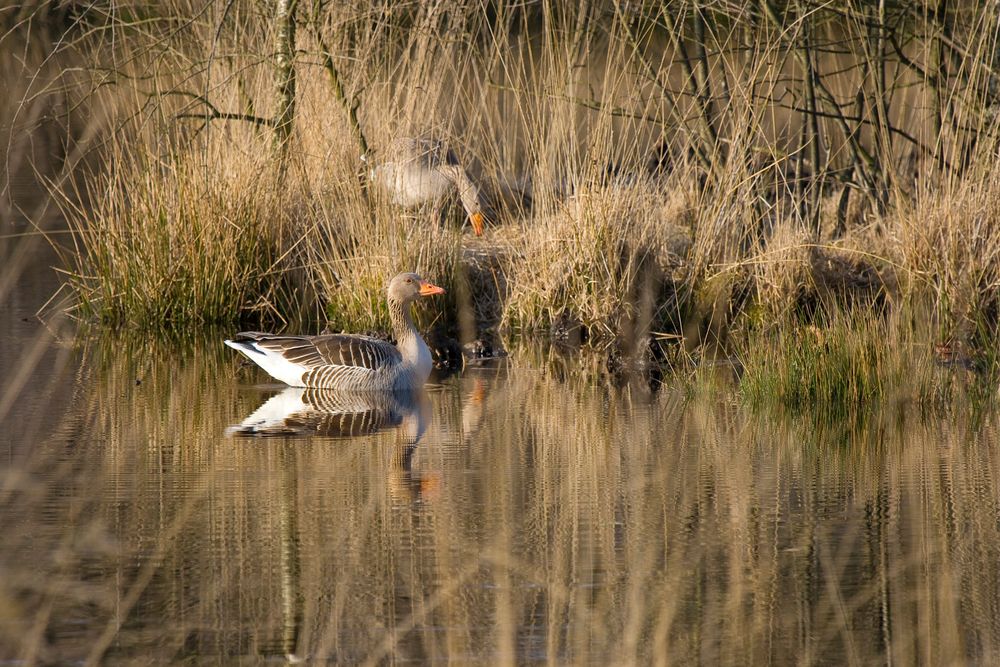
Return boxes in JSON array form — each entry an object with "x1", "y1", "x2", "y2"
[
  {"x1": 225, "y1": 272, "x2": 445, "y2": 390},
  {"x1": 369, "y1": 136, "x2": 487, "y2": 235}
]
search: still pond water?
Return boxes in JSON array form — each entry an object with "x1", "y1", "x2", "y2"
[{"x1": 3, "y1": 260, "x2": 1000, "y2": 665}]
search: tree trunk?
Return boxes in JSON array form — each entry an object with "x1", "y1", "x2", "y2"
[{"x1": 273, "y1": 0, "x2": 297, "y2": 166}]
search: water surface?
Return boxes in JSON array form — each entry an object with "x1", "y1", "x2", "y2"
[{"x1": 3, "y1": 299, "x2": 1000, "y2": 665}]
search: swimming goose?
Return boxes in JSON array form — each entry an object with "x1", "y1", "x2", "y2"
[
  {"x1": 225, "y1": 272, "x2": 445, "y2": 390},
  {"x1": 369, "y1": 136, "x2": 486, "y2": 235}
]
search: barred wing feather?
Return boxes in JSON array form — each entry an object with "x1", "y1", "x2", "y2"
[
  {"x1": 228, "y1": 332, "x2": 402, "y2": 389},
  {"x1": 258, "y1": 334, "x2": 400, "y2": 369}
]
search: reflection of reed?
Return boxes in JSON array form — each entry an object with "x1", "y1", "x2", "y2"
[
  {"x1": 277, "y1": 446, "x2": 301, "y2": 662},
  {"x1": 4, "y1": 337, "x2": 1000, "y2": 664}
]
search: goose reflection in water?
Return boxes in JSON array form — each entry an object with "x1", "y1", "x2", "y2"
[
  {"x1": 223, "y1": 379, "x2": 497, "y2": 660},
  {"x1": 228, "y1": 386, "x2": 441, "y2": 504},
  {"x1": 226, "y1": 386, "x2": 442, "y2": 661},
  {"x1": 227, "y1": 386, "x2": 430, "y2": 441}
]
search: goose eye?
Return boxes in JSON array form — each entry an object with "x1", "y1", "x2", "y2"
[{"x1": 405, "y1": 278, "x2": 412, "y2": 284}]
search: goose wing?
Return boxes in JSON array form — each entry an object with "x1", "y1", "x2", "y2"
[
  {"x1": 270, "y1": 334, "x2": 400, "y2": 369},
  {"x1": 228, "y1": 331, "x2": 401, "y2": 387},
  {"x1": 389, "y1": 136, "x2": 459, "y2": 169}
]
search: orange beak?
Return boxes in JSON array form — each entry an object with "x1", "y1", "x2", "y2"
[
  {"x1": 419, "y1": 280, "x2": 446, "y2": 296},
  {"x1": 470, "y1": 211, "x2": 485, "y2": 236}
]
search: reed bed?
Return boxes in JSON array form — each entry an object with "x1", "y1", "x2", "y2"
[
  {"x1": 17, "y1": 2, "x2": 995, "y2": 326},
  {"x1": 14, "y1": 0, "x2": 992, "y2": 350}
]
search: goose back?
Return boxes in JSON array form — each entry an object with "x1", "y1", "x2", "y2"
[{"x1": 227, "y1": 331, "x2": 405, "y2": 390}]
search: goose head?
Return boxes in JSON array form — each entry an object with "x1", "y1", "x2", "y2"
[{"x1": 387, "y1": 272, "x2": 446, "y2": 305}]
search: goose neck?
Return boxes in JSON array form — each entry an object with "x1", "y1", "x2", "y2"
[{"x1": 389, "y1": 297, "x2": 417, "y2": 345}]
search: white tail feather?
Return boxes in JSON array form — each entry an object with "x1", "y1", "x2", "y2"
[{"x1": 225, "y1": 339, "x2": 307, "y2": 387}]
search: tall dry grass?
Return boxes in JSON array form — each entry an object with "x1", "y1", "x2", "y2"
[
  {"x1": 66, "y1": 146, "x2": 303, "y2": 329},
  {"x1": 11, "y1": 1, "x2": 1000, "y2": 358}
]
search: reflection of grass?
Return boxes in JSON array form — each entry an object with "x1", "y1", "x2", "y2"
[{"x1": 4, "y1": 333, "x2": 1000, "y2": 662}]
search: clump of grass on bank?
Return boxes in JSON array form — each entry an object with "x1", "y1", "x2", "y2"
[
  {"x1": 501, "y1": 182, "x2": 693, "y2": 338},
  {"x1": 735, "y1": 307, "x2": 988, "y2": 419},
  {"x1": 895, "y1": 166, "x2": 1000, "y2": 329},
  {"x1": 64, "y1": 146, "x2": 299, "y2": 330},
  {"x1": 742, "y1": 220, "x2": 895, "y2": 321}
]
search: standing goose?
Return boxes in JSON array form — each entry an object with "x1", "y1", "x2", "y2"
[
  {"x1": 225, "y1": 272, "x2": 445, "y2": 390},
  {"x1": 369, "y1": 136, "x2": 487, "y2": 235}
]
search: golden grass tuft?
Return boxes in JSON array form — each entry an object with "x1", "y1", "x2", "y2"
[
  {"x1": 751, "y1": 221, "x2": 815, "y2": 318},
  {"x1": 895, "y1": 164, "x2": 1000, "y2": 332},
  {"x1": 65, "y1": 144, "x2": 300, "y2": 330},
  {"x1": 502, "y1": 182, "x2": 692, "y2": 338}
]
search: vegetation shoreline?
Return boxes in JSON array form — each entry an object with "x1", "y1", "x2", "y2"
[{"x1": 6, "y1": 2, "x2": 1000, "y2": 412}]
